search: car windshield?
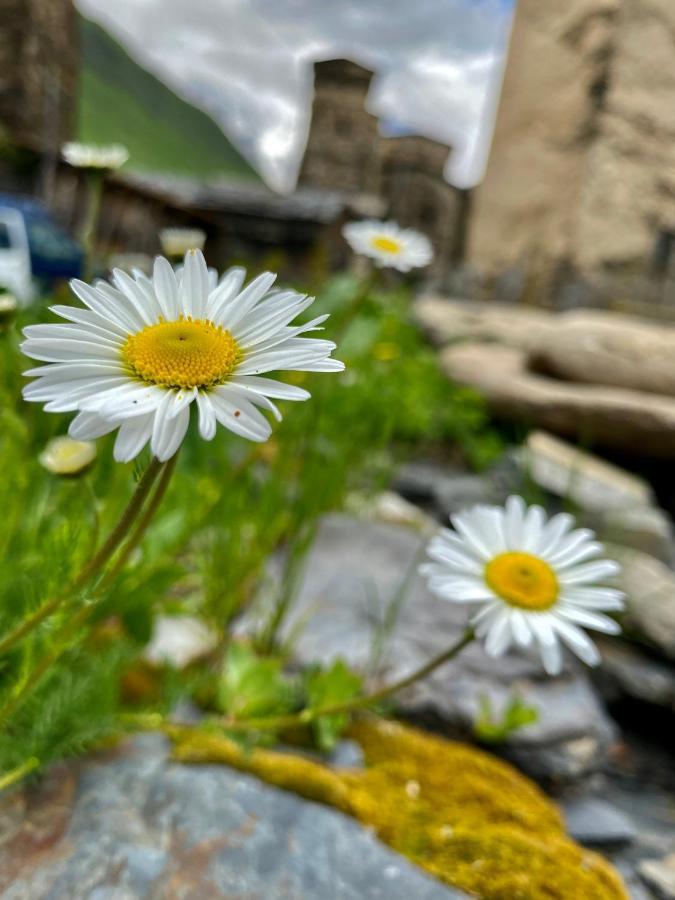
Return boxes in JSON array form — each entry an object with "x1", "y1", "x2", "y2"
[
  {"x1": 26, "y1": 217, "x2": 78, "y2": 260},
  {"x1": 0, "y1": 223, "x2": 12, "y2": 250}
]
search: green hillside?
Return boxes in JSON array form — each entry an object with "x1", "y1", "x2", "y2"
[{"x1": 78, "y1": 17, "x2": 260, "y2": 182}]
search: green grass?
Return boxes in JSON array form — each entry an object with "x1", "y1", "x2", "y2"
[{"x1": 78, "y1": 16, "x2": 260, "y2": 182}]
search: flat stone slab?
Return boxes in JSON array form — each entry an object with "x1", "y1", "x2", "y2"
[
  {"x1": 0, "y1": 734, "x2": 465, "y2": 900},
  {"x1": 258, "y1": 514, "x2": 618, "y2": 783},
  {"x1": 441, "y1": 342, "x2": 675, "y2": 457}
]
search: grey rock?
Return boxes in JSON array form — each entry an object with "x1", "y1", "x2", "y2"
[
  {"x1": 639, "y1": 854, "x2": 675, "y2": 900},
  {"x1": 615, "y1": 548, "x2": 675, "y2": 660},
  {"x1": 0, "y1": 734, "x2": 464, "y2": 900},
  {"x1": 562, "y1": 797, "x2": 636, "y2": 847},
  {"x1": 441, "y1": 341, "x2": 675, "y2": 458},
  {"x1": 598, "y1": 507, "x2": 675, "y2": 566},
  {"x1": 523, "y1": 431, "x2": 654, "y2": 513},
  {"x1": 413, "y1": 296, "x2": 556, "y2": 351},
  {"x1": 269, "y1": 514, "x2": 618, "y2": 783},
  {"x1": 594, "y1": 639, "x2": 675, "y2": 711},
  {"x1": 327, "y1": 740, "x2": 365, "y2": 769},
  {"x1": 393, "y1": 461, "x2": 492, "y2": 516}
]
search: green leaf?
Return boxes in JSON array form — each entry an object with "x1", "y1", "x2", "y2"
[
  {"x1": 216, "y1": 643, "x2": 294, "y2": 719},
  {"x1": 474, "y1": 694, "x2": 539, "y2": 744},
  {"x1": 304, "y1": 660, "x2": 362, "y2": 752}
]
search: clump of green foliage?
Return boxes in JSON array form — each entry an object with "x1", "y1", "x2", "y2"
[{"x1": 0, "y1": 274, "x2": 502, "y2": 781}]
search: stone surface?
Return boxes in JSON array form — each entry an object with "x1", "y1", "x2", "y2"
[
  {"x1": 393, "y1": 460, "x2": 497, "y2": 521},
  {"x1": 615, "y1": 548, "x2": 675, "y2": 660},
  {"x1": 562, "y1": 797, "x2": 636, "y2": 847},
  {"x1": 600, "y1": 507, "x2": 675, "y2": 567},
  {"x1": 532, "y1": 312, "x2": 675, "y2": 398},
  {"x1": 144, "y1": 615, "x2": 218, "y2": 669},
  {"x1": 519, "y1": 431, "x2": 675, "y2": 562},
  {"x1": 441, "y1": 342, "x2": 675, "y2": 457},
  {"x1": 639, "y1": 854, "x2": 675, "y2": 900},
  {"x1": 0, "y1": 734, "x2": 464, "y2": 900},
  {"x1": 595, "y1": 639, "x2": 675, "y2": 711},
  {"x1": 414, "y1": 296, "x2": 556, "y2": 350},
  {"x1": 259, "y1": 514, "x2": 619, "y2": 783},
  {"x1": 524, "y1": 430, "x2": 653, "y2": 513}
]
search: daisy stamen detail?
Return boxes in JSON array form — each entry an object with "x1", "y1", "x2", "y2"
[
  {"x1": 421, "y1": 496, "x2": 624, "y2": 675},
  {"x1": 22, "y1": 250, "x2": 344, "y2": 463}
]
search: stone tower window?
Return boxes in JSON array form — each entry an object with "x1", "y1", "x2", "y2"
[{"x1": 651, "y1": 228, "x2": 675, "y2": 279}]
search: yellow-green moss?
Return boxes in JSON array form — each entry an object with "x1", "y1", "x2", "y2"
[{"x1": 170, "y1": 717, "x2": 628, "y2": 900}]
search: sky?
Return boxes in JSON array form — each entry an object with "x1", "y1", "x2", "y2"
[{"x1": 76, "y1": 0, "x2": 515, "y2": 193}]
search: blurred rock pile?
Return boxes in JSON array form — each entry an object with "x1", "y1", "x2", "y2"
[{"x1": 415, "y1": 299, "x2": 675, "y2": 457}]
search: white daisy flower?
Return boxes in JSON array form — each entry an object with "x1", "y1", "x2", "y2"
[
  {"x1": 62, "y1": 142, "x2": 129, "y2": 171},
  {"x1": 420, "y1": 496, "x2": 624, "y2": 676},
  {"x1": 22, "y1": 250, "x2": 343, "y2": 463},
  {"x1": 342, "y1": 220, "x2": 433, "y2": 272},
  {"x1": 39, "y1": 436, "x2": 96, "y2": 475},
  {"x1": 159, "y1": 227, "x2": 207, "y2": 257}
]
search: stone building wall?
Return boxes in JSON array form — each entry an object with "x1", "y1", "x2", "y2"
[
  {"x1": 0, "y1": 0, "x2": 78, "y2": 153},
  {"x1": 298, "y1": 60, "x2": 381, "y2": 195},
  {"x1": 298, "y1": 58, "x2": 464, "y2": 279},
  {"x1": 468, "y1": 0, "x2": 675, "y2": 304}
]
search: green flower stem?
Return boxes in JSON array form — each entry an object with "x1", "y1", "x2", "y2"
[
  {"x1": 80, "y1": 170, "x2": 104, "y2": 281},
  {"x1": 334, "y1": 268, "x2": 379, "y2": 345},
  {"x1": 0, "y1": 604, "x2": 93, "y2": 729},
  {"x1": 0, "y1": 756, "x2": 40, "y2": 793},
  {"x1": 0, "y1": 456, "x2": 179, "y2": 729},
  {"x1": 98, "y1": 452, "x2": 179, "y2": 591},
  {"x1": 221, "y1": 628, "x2": 475, "y2": 734},
  {"x1": 0, "y1": 457, "x2": 163, "y2": 659}
]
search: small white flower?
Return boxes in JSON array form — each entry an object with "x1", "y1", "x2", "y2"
[
  {"x1": 159, "y1": 228, "x2": 207, "y2": 257},
  {"x1": 39, "y1": 436, "x2": 96, "y2": 475},
  {"x1": 62, "y1": 142, "x2": 129, "y2": 171},
  {"x1": 342, "y1": 220, "x2": 433, "y2": 272},
  {"x1": 420, "y1": 496, "x2": 624, "y2": 675},
  {"x1": 0, "y1": 293, "x2": 17, "y2": 318},
  {"x1": 22, "y1": 250, "x2": 343, "y2": 463}
]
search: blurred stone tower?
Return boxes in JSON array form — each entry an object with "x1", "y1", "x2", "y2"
[
  {"x1": 298, "y1": 58, "x2": 466, "y2": 278},
  {"x1": 299, "y1": 60, "x2": 381, "y2": 195},
  {"x1": 0, "y1": 0, "x2": 78, "y2": 154},
  {"x1": 468, "y1": 0, "x2": 675, "y2": 305}
]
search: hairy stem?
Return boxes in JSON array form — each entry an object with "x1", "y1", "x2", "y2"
[{"x1": 0, "y1": 458, "x2": 163, "y2": 660}]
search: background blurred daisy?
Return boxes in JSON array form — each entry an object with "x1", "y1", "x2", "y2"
[
  {"x1": 62, "y1": 142, "x2": 129, "y2": 171},
  {"x1": 342, "y1": 219, "x2": 433, "y2": 272},
  {"x1": 421, "y1": 496, "x2": 624, "y2": 675},
  {"x1": 22, "y1": 250, "x2": 343, "y2": 463}
]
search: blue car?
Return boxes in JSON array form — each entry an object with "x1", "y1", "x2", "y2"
[{"x1": 0, "y1": 193, "x2": 83, "y2": 303}]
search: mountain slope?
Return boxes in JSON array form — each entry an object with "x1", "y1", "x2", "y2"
[{"x1": 78, "y1": 16, "x2": 260, "y2": 182}]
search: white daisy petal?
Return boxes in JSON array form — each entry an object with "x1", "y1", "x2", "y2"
[
  {"x1": 179, "y1": 249, "x2": 210, "y2": 319},
  {"x1": 153, "y1": 256, "x2": 180, "y2": 320},
  {"x1": 69, "y1": 410, "x2": 118, "y2": 440},
  {"x1": 559, "y1": 559, "x2": 621, "y2": 585},
  {"x1": 484, "y1": 611, "x2": 513, "y2": 658},
  {"x1": 219, "y1": 272, "x2": 277, "y2": 331},
  {"x1": 557, "y1": 607, "x2": 621, "y2": 634},
  {"x1": 206, "y1": 267, "x2": 247, "y2": 322},
  {"x1": 22, "y1": 254, "x2": 341, "y2": 463},
  {"x1": 151, "y1": 393, "x2": 191, "y2": 461},
  {"x1": 552, "y1": 620, "x2": 601, "y2": 667},
  {"x1": 421, "y1": 496, "x2": 622, "y2": 677},
  {"x1": 195, "y1": 391, "x2": 217, "y2": 441},
  {"x1": 113, "y1": 413, "x2": 154, "y2": 462},
  {"x1": 342, "y1": 219, "x2": 433, "y2": 271}
]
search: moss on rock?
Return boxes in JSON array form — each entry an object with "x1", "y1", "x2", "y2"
[{"x1": 170, "y1": 716, "x2": 627, "y2": 900}]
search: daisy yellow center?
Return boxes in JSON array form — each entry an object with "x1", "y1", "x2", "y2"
[
  {"x1": 485, "y1": 552, "x2": 558, "y2": 611},
  {"x1": 371, "y1": 236, "x2": 402, "y2": 255},
  {"x1": 122, "y1": 318, "x2": 241, "y2": 390}
]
